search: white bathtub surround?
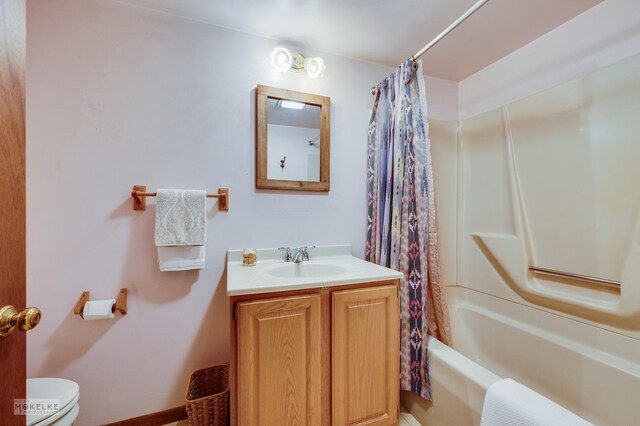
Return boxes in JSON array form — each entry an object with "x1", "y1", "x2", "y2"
[
  {"x1": 403, "y1": 291, "x2": 625, "y2": 425},
  {"x1": 480, "y1": 378, "x2": 593, "y2": 426},
  {"x1": 460, "y1": 52, "x2": 640, "y2": 325},
  {"x1": 226, "y1": 245, "x2": 402, "y2": 296},
  {"x1": 440, "y1": 287, "x2": 640, "y2": 425},
  {"x1": 459, "y1": 0, "x2": 640, "y2": 119},
  {"x1": 399, "y1": 39, "x2": 640, "y2": 426},
  {"x1": 402, "y1": 336, "x2": 500, "y2": 426},
  {"x1": 400, "y1": 2, "x2": 640, "y2": 425}
]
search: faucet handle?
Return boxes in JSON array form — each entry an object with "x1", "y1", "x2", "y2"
[
  {"x1": 300, "y1": 245, "x2": 315, "y2": 261},
  {"x1": 277, "y1": 247, "x2": 292, "y2": 262}
]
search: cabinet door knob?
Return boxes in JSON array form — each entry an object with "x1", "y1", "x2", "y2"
[{"x1": 0, "y1": 305, "x2": 41, "y2": 338}]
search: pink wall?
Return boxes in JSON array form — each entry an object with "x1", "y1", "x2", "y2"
[{"x1": 25, "y1": 0, "x2": 457, "y2": 423}]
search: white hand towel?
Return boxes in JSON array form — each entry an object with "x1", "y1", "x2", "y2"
[
  {"x1": 155, "y1": 189, "x2": 207, "y2": 271},
  {"x1": 157, "y1": 246, "x2": 206, "y2": 272},
  {"x1": 480, "y1": 378, "x2": 593, "y2": 426}
]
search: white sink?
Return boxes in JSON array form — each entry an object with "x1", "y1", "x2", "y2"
[
  {"x1": 226, "y1": 245, "x2": 404, "y2": 296},
  {"x1": 266, "y1": 262, "x2": 349, "y2": 279}
]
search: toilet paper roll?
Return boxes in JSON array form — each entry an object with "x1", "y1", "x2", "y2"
[{"x1": 82, "y1": 299, "x2": 116, "y2": 320}]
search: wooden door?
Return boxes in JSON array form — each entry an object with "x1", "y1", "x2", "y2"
[
  {"x1": 0, "y1": 0, "x2": 26, "y2": 424},
  {"x1": 237, "y1": 294, "x2": 322, "y2": 426},
  {"x1": 332, "y1": 285, "x2": 399, "y2": 426}
]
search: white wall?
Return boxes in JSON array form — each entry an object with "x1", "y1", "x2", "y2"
[
  {"x1": 459, "y1": 0, "x2": 640, "y2": 119},
  {"x1": 25, "y1": 0, "x2": 457, "y2": 423},
  {"x1": 267, "y1": 124, "x2": 320, "y2": 181},
  {"x1": 423, "y1": 74, "x2": 458, "y2": 121}
]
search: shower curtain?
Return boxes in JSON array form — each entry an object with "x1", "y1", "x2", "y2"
[{"x1": 365, "y1": 60, "x2": 451, "y2": 400}]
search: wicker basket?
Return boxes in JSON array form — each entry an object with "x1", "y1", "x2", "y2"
[{"x1": 185, "y1": 364, "x2": 230, "y2": 426}]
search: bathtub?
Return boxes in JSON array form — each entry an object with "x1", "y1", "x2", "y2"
[
  {"x1": 401, "y1": 335, "x2": 499, "y2": 426},
  {"x1": 402, "y1": 287, "x2": 640, "y2": 426}
]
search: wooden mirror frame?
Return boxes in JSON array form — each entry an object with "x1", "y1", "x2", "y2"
[{"x1": 256, "y1": 85, "x2": 330, "y2": 192}]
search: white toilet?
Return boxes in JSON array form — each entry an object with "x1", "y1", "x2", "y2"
[{"x1": 26, "y1": 378, "x2": 79, "y2": 426}]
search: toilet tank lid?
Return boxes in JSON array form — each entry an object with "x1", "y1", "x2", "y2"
[{"x1": 26, "y1": 378, "x2": 79, "y2": 421}]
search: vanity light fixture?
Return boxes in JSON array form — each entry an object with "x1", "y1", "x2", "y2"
[
  {"x1": 279, "y1": 100, "x2": 305, "y2": 110},
  {"x1": 269, "y1": 46, "x2": 326, "y2": 79},
  {"x1": 303, "y1": 57, "x2": 325, "y2": 79},
  {"x1": 269, "y1": 46, "x2": 293, "y2": 72}
]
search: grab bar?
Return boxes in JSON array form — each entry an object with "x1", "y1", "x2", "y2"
[{"x1": 529, "y1": 266, "x2": 621, "y2": 289}]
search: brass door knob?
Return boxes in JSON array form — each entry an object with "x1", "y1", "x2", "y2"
[{"x1": 0, "y1": 305, "x2": 41, "y2": 338}]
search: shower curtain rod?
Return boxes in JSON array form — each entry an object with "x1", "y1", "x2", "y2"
[{"x1": 371, "y1": 0, "x2": 490, "y2": 94}]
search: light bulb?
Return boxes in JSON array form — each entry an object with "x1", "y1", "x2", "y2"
[
  {"x1": 280, "y1": 100, "x2": 305, "y2": 110},
  {"x1": 270, "y1": 46, "x2": 292, "y2": 73},
  {"x1": 304, "y1": 57, "x2": 325, "y2": 79}
]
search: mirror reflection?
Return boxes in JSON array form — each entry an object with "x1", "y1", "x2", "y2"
[
  {"x1": 266, "y1": 99, "x2": 321, "y2": 182},
  {"x1": 256, "y1": 85, "x2": 330, "y2": 192}
]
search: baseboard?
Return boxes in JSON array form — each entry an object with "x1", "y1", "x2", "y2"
[{"x1": 103, "y1": 405, "x2": 187, "y2": 426}]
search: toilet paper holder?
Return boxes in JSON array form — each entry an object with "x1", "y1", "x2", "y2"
[{"x1": 74, "y1": 288, "x2": 127, "y2": 319}]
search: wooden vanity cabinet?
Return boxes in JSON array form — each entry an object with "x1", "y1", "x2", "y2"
[
  {"x1": 332, "y1": 285, "x2": 399, "y2": 425},
  {"x1": 236, "y1": 294, "x2": 322, "y2": 425},
  {"x1": 230, "y1": 280, "x2": 399, "y2": 426}
]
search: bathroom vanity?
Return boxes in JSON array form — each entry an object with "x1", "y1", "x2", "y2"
[{"x1": 227, "y1": 246, "x2": 403, "y2": 425}]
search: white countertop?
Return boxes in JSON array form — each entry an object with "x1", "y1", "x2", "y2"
[{"x1": 226, "y1": 245, "x2": 403, "y2": 296}]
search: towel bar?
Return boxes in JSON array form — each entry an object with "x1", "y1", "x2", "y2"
[{"x1": 131, "y1": 185, "x2": 229, "y2": 211}]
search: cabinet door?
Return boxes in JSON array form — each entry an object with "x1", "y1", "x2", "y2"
[
  {"x1": 332, "y1": 285, "x2": 399, "y2": 426},
  {"x1": 237, "y1": 294, "x2": 322, "y2": 426}
]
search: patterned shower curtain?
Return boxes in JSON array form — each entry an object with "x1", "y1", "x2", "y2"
[{"x1": 365, "y1": 60, "x2": 451, "y2": 400}]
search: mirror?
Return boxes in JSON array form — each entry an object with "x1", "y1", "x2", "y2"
[{"x1": 256, "y1": 85, "x2": 330, "y2": 191}]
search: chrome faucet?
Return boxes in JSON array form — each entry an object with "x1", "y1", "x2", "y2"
[
  {"x1": 291, "y1": 247, "x2": 309, "y2": 263},
  {"x1": 279, "y1": 246, "x2": 314, "y2": 263},
  {"x1": 278, "y1": 247, "x2": 292, "y2": 262}
]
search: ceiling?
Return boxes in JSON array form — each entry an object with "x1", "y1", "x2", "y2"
[{"x1": 116, "y1": 0, "x2": 602, "y2": 81}]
